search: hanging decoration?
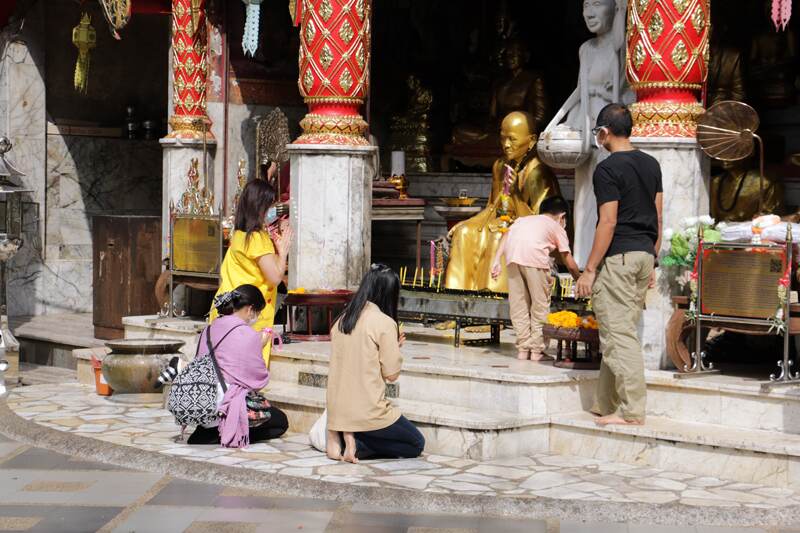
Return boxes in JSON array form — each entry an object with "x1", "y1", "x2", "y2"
[
  {"x1": 97, "y1": 0, "x2": 131, "y2": 39},
  {"x1": 242, "y1": 0, "x2": 263, "y2": 57},
  {"x1": 72, "y1": 13, "x2": 96, "y2": 94},
  {"x1": 772, "y1": 0, "x2": 793, "y2": 31}
]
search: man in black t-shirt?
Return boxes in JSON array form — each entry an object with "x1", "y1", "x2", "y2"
[{"x1": 575, "y1": 104, "x2": 663, "y2": 427}]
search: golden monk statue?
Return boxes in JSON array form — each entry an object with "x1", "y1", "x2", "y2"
[
  {"x1": 445, "y1": 111, "x2": 560, "y2": 292},
  {"x1": 711, "y1": 159, "x2": 783, "y2": 222},
  {"x1": 452, "y1": 41, "x2": 549, "y2": 146}
]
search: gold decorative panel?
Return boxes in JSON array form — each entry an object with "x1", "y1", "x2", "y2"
[
  {"x1": 701, "y1": 248, "x2": 784, "y2": 319},
  {"x1": 303, "y1": 69, "x2": 314, "y2": 92},
  {"x1": 648, "y1": 10, "x2": 664, "y2": 42},
  {"x1": 338, "y1": 68, "x2": 353, "y2": 92},
  {"x1": 672, "y1": 0, "x2": 690, "y2": 14},
  {"x1": 305, "y1": 18, "x2": 316, "y2": 44},
  {"x1": 172, "y1": 217, "x2": 221, "y2": 275},
  {"x1": 320, "y1": 44, "x2": 333, "y2": 69},
  {"x1": 671, "y1": 40, "x2": 688, "y2": 70},
  {"x1": 319, "y1": 0, "x2": 333, "y2": 22},
  {"x1": 633, "y1": 41, "x2": 647, "y2": 69},
  {"x1": 691, "y1": 5, "x2": 705, "y2": 33},
  {"x1": 339, "y1": 20, "x2": 354, "y2": 44}
]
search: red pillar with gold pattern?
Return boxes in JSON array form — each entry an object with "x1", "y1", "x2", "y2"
[
  {"x1": 167, "y1": 0, "x2": 213, "y2": 140},
  {"x1": 626, "y1": 0, "x2": 711, "y2": 137},
  {"x1": 293, "y1": 0, "x2": 371, "y2": 146}
]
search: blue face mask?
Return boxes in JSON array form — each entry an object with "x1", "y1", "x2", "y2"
[{"x1": 265, "y1": 206, "x2": 278, "y2": 225}]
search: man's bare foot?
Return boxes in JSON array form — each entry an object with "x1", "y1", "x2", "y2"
[
  {"x1": 595, "y1": 414, "x2": 644, "y2": 426},
  {"x1": 342, "y1": 432, "x2": 359, "y2": 464},
  {"x1": 517, "y1": 350, "x2": 530, "y2": 360},
  {"x1": 326, "y1": 430, "x2": 342, "y2": 460}
]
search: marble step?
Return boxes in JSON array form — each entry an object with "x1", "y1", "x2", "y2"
[
  {"x1": 265, "y1": 380, "x2": 550, "y2": 461},
  {"x1": 550, "y1": 411, "x2": 800, "y2": 489}
]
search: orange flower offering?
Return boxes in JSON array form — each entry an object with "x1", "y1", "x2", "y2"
[{"x1": 547, "y1": 311, "x2": 598, "y2": 330}]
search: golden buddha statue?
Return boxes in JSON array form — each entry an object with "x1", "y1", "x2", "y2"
[
  {"x1": 708, "y1": 43, "x2": 746, "y2": 107},
  {"x1": 445, "y1": 111, "x2": 560, "y2": 292},
  {"x1": 390, "y1": 75, "x2": 433, "y2": 173},
  {"x1": 451, "y1": 40, "x2": 549, "y2": 147},
  {"x1": 711, "y1": 159, "x2": 783, "y2": 222}
]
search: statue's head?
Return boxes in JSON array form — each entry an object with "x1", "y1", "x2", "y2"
[
  {"x1": 500, "y1": 111, "x2": 537, "y2": 162},
  {"x1": 504, "y1": 40, "x2": 530, "y2": 71},
  {"x1": 583, "y1": 0, "x2": 616, "y2": 35}
]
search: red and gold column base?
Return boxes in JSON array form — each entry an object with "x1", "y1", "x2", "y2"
[
  {"x1": 167, "y1": 114, "x2": 215, "y2": 141},
  {"x1": 295, "y1": 112, "x2": 369, "y2": 146},
  {"x1": 630, "y1": 101, "x2": 705, "y2": 138}
]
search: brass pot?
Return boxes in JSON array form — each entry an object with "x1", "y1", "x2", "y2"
[{"x1": 101, "y1": 339, "x2": 185, "y2": 394}]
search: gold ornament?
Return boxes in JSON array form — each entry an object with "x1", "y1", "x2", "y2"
[
  {"x1": 72, "y1": 13, "x2": 96, "y2": 94},
  {"x1": 320, "y1": 44, "x2": 334, "y2": 69},
  {"x1": 633, "y1": 41, "x2": 647, "y2": 69},
  {"x1": 671, "y1": 40, "x2": 689, "y2": 70},
  {"x1": 319, "y1": 0, "x2": 333, "y2": 22},
  {"x1": 97, "y1": 0, "x2": 131, "y2": 39},
  {"x1": 648, "y1": 11, "x2": 664, "y2": 42},
  {"x1": 672, "y1": 0, "x2": 691, "y2": 14},
  {"x1": 302, "y1": 69, "x2": 314, "y2": 93},
  {"x1": 691, "y1": 5, "x2": 706, "y2": 34},
  {"x1": 338, "y1": 68, "x2": 353, "y2": 92},
  {"x1": 339, "y1": 20, "x2": 354, "y2": 44}
]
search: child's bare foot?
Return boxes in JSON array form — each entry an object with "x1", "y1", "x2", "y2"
[
  {"x1": 595, "y1": 414, "x2": 644, "y2": 426},
  {"x1": 342, "y1": 432, "x2": 359, "y2": 463},
  {"x1": 326, "y1": 430, "x2": 342, "y2": 460},
  {"x1": 517, "y1": 350, "x2": 530, "y2": 360}
]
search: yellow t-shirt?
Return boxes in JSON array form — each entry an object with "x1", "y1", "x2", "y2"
[
  {"x1": 210, "y1": 229, "x2": 277, "y2": 365},
  {"x1": 327, "y1": 302, "x2": 403, "y2": 432}
]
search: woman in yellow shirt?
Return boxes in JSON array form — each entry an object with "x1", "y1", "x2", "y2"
[{"x1": 210, "y1": 179, "x2": 293, "y2": 366}]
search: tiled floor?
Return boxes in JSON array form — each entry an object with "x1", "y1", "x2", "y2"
[
  {"x1": 0, "y1": 426, "x2": 797, "y2": 532},
  {"x1": 7, "y1": 383, "x2": 800, "y2": 513}
]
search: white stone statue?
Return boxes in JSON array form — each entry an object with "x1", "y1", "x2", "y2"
[{"x1": 539, "y1": 0, "x2": 633, "y2": 266}]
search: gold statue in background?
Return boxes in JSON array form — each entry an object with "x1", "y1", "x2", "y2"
[
  {"x1": 445, "y1": 112, "x2": 560, "y2": 292},
  {"x1": 390, "y1": 75, "x2": 433, "y2": 173},
  {"x1": 711, "y1": 159, "x2": 783, "y2": 221},
  {"x1": 452, "y1": 41, "x2": 549, "y2": 147}
]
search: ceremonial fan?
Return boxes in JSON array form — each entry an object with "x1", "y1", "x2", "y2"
[{"x1": 696, "y1": 100, "x2": 766, "y2": 213}]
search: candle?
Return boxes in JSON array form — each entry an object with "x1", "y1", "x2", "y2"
[
  {"x1": 412, "y1": 267, "x2": 418, "y2": 287},
  {"x1": 503, "y1": 164, "x2": 514, "y2": 195},
  {"x1": 420, "y1": 268, "x2": 424, "y2": 288},
  {"x1": 391, "y1": 151, "x2": 405, "y2": 177},
  {"x1": 430, "y1": 241, "x2": 436, "y2": 275}
]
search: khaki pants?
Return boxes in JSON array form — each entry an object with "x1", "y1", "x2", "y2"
[
  {"x1": 507, "y1": 264, "x2": 553, "y2": 353},
  {"x1": 591, "y1": 252, "x2": 654, "y2": 421}
]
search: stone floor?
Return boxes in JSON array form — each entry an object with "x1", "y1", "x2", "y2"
[
  {"x1": 2, "y1": 431, "x2": 789, "y2": 533},
  {"x1": 6, "y1": 382, "x2": 800, "y2": 513}
]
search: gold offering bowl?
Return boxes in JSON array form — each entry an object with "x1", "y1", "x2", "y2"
[{"x1": 441, "y1": 197, "x2": 478, "y2": 207}]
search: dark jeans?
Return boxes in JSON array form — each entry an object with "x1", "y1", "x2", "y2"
[
  {"x1": 353, "y1": 415, "x2": 425, "y2": 460},
  {"x1": 188, "y1": 407, "x2": 289, "y2": 445}
]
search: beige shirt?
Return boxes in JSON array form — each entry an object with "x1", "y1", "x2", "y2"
[{"x1": 327, "y1": 302, "x2": 403, "y2": 432}]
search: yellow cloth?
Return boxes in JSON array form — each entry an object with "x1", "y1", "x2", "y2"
[
  {"x1": 209, "y1": 229, "x2": 277, "y2": 366},
  {"x1": 445, "y1": 156, "x2": 560, "y2": 292}
]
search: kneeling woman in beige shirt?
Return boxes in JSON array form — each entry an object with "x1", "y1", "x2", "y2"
[{"x1": 326, "y1": 264, "x2": 425, "y2": 463}]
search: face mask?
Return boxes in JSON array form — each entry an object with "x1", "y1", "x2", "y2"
[
  {"x1": 248, "y1": 311, "x2": 259, "y2": 326},
  {"x1": 265, "y1": 206, "x2": 278, "y2": 225}
]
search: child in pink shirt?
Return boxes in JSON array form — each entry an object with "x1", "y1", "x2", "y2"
[{"x1": 492, "y1": 196, "x2": 580, "y2": 361}]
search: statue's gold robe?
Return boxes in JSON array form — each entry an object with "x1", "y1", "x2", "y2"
[{"x1": 445, "y1": 155, "x2": 560, "y2": 293}]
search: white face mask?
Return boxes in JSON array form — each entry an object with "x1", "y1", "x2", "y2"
[{"x1": 265, "y1": 206, "x2": 278, "y2": 225}]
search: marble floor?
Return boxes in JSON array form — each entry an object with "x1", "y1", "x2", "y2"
[
  {"x1": 6, "y1": 382, "x2": 800, "y2": 514},
  {"x1": 0, "y1": 430, "x2": 788, "y2": 533}
]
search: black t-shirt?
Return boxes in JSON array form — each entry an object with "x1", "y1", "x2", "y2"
[{"x1": 593, "y1": 150, "x2": 662, "y2": 258}]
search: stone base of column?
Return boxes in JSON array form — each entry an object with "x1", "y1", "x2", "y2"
[
  {"x1": 288, "y1": 144, "x2": 377, "y2": 290},
  {"x1": 634, "y1": 137, "x2": 710, "y2": 370},
  {"x1": 160, "y1": 137, "x2": 217, "y2": 258}
]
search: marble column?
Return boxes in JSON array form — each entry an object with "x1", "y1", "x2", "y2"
[
  {"x1": 636, "y1": 137, "x2": 710, "y2": 370},
  {"x1": 1, "y1": 7, "x2": 48, "y2": 317},
  {"x1": 288, "y1": 144, "x2": 376, "y2": 290}
]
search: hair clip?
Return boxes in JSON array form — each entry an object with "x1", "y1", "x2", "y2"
[{"x1": 212, "y1": 290, "x2": 238, "y2": 309}]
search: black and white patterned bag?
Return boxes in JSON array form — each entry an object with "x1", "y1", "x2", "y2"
[{"x1": 167, "y1": 325, "x2": 243, "y2": 430}]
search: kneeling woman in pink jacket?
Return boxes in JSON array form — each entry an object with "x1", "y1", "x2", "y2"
[{"x1": 188, "y1": 284, "x2": 288, "y2": 447}]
